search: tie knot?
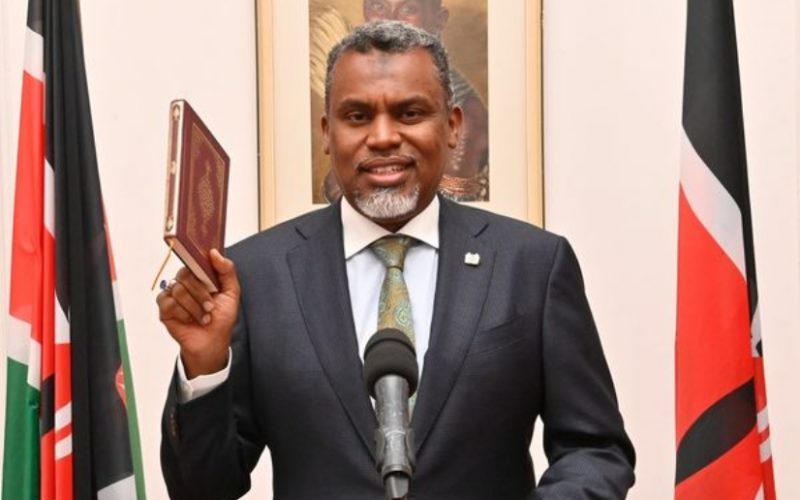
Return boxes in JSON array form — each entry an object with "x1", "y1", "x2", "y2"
[{"x1": 370, "y1": 236, "x2": 415, "y2": 270}]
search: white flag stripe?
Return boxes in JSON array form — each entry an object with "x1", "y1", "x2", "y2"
[
  {"x1": 24, "y1": 27, "x2": 44, "y2": 82},
  {"x1": 751, "y1": 306, "x2": 762, "y2": 357},
  {"x1": 759, "y1": 437, "x2": 772, "y2": 462},
  {"x1": 44, "y1": 160, "x2": 55, "y2": 236},
  {"x1": 55, "y1": 402, "x2": 72, "y2": 431},
  {"x1": 755, "y1": 485, "x2": 764, "y2": 500},
  {"x1": 7, "y1": 315, "x2": 32, "y2": 364},
  {"x1": 757, "y1": 407, "x2": 769, "y2": 433},
  {"x1": 680, "y1": 131, "x2": 746, "y2": 278},
  {"x1": 112, "y1": 281, "x2": 123, "y2": 322},
  {"x1": 55, "y1": 301, "x2": 70, "y2": 344},
  {"x1": 27, "y1": 336, "x2": 42, "y2": 391},
  {"x1": 55, "y1": 434, "x2": 72, "y2": 460},
  {"x1": 97, "y1": 475, "x2": 137, "y2": 500}
]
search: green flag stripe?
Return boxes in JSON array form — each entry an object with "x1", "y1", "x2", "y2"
[
  {"x1": 2, "y1": 358, "x2": 40, "y2": 500},
  {"x1": 116, "y1": 319, "x2": 146, "y2": 499},
  {"x1": 111, "y1": 279, "x2": 146, "y2": 498}
]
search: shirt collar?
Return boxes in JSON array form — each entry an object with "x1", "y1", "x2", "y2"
[{"x1": 341, "y1": 195, "x2": 440, "y2": 259}]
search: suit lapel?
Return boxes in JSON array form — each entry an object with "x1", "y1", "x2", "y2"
[
  {"x1": 412, "y1": 198, "x2": 495, "y2": 453},
  {"x1": 286, "y1": 204, "x2": 377, "y2": 460}
]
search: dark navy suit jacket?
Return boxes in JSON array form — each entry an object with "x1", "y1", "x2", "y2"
[{"x1": 161, "y1": 197, "x2": 635, "y2": 499}]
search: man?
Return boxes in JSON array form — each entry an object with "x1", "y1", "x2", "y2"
[
  {"x1": 319, "y1": 0, "x2": 489, "y2": 202},
  {"x1": 158, "y1": 21, "x2": 635, "y2": 499}
]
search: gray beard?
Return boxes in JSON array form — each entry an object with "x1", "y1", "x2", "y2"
[{"x1": 355, "y1": 186, "x2": 420, "y2": 222}]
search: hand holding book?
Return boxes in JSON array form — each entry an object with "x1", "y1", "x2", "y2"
[
  {"x1": 154, "y1": 100, "x2": 240, "y2": 378},
  {"x1": 157, "y1": 249, "x2": 241, "y2": 378}
]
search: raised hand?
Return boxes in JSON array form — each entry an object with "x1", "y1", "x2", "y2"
[{"x1": 157, "y1": 249, "x2": 241, "y2": 378}]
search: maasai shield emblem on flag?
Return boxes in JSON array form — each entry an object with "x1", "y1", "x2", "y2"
[
  {"x1": 676, "y1": 0, "x2": 775, "y2": 499},
  {"x1": 3, "y1": 0, "x2": 146, "y2": 498}
]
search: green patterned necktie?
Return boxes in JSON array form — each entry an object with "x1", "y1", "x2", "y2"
[{"x1": 370, "y1": 235, "x2": 416, "y2": 345}]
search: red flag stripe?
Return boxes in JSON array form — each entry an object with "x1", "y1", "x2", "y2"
[
  {"x1": 40, "y1": 221, "x2": 55, "y2": 380},
  {"x1": 41, "y1": 431, "x2": 55, "y2": 498},
  {"x1": 675, "y1": 427, "x2": 762, "y2": 500},
  {"x1": 676, "y1": 188, "x2": 753, "y2": 440},
  {"x1": 9, "y1": 26, "x2": 46, "y2": 399},
  {"x1": 9, "y1": 70, "x2": 45, "y2": 343},
  {"x1": 53, "y1": 345, "x2": 71, "y2": 409},
  {"x1": 760, "y1": 458, "x2": 776, "y2": 499},
  {"x1": 55, "y1": 457, "x2": 73, "y2": 500}
]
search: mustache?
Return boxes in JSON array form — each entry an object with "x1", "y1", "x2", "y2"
[{"x1": 356, "y1": 155, "x2": 415, "y2": 170}]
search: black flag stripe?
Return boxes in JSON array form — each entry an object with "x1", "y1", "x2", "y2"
[
  {"x1": 675, "y1": 379, "x2": 756, "y2": 483},
  {"x1": 26, "y1": 0, "x2": 44, "y2": 35},
  {"x1": 40, "y1": 376, "x2": 55, "y2": 437},
  {"x1": 45, "y1": 0, "x2": 136, "y2": 496},
  {"x1": 682, "y1": 0, "x2": 758, "y2": 321}
]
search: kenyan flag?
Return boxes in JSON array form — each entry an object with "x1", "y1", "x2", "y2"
[
  {"x1": 676, "y1": 0, "x2": 775, "y2": 498},
  {"x1": 3, "y1": 0, "x2": 145, "y2": 498}
]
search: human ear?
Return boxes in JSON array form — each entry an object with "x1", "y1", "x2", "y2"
[
  {"x1": 447, "y1": 105, "x2": 463, "y2": 149},
  {"x1": 322, "y1": 114, "x2": 330, "y2": 154}
]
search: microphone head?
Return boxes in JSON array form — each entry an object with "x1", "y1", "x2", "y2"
[{"x1": 363, "y1": 328, "x2": 419, "y2": 397}]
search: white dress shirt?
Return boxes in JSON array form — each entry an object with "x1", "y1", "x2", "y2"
[{"x1": 177, "y1": 197, "x2": 440, "y2": 402}]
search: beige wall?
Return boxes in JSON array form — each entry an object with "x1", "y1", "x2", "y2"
[
  {"x1": 544, "y1": 0, "x2": 799, "y2": 498},
  {"x1": 1, "y1": 1, "x2": 798, "y2": 499}
]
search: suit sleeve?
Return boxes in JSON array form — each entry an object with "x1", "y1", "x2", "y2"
[
  {"x1": 160, "y1": 305, "x2": 264, "y2": 500},
  {"x1": 532, "y1": 237, "x2": 636, "y2": 499}
]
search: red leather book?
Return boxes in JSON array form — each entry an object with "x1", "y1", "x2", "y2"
[{"x1": 163, "y1": 99, "x2": 230, "y2": 292}]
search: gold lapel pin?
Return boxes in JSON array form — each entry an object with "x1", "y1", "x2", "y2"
[{"x1": 464, "y1": 252, "x2": 481, "y2": 266}]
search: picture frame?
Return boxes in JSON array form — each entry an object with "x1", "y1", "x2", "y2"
[{"x1": 256, "y1": 0, "x2": 543, "y2": 229}]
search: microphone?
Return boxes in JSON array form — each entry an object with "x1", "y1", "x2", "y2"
[{"x1": 363, "y1": 328, "x2": 419, "y2": 500}]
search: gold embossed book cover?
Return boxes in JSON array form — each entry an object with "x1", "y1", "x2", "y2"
[{"x1": 163, "y1": 99, "x2": 230, "y2": 292}]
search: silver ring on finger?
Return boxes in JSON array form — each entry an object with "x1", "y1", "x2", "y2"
[{"x1": 160, "y1": 278, "x2": 178, "y2": 291}]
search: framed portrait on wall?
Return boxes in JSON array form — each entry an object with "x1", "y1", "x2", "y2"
[{"x1": 256, "y1": 0, "x2": 542, "y2": 229}]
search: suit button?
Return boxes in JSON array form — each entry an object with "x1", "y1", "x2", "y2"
[{"x1": 170, "y1": 409, "x2": 179, "y2": 437}]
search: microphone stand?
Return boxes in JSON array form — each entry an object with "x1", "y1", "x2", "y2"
[
  {"x1": 374, "y1": 375, "x2": 415, "y2": 500},
  {"x1": 363, "y1": 329, "x2": 419, "y2": 500}
]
